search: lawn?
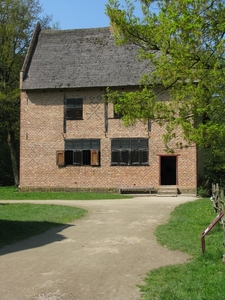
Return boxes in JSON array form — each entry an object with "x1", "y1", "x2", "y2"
[
  {"x1": 0, "y1": 186, "x2": 129, "y2": 248},
  {"x1": 0, "y1": 203, "x2": 87, "y2": 248},
  {"x1": 139, "y1": 198, "x2": 225, "y2": 300},
  {"x1": 0, "y1": 186, "x2": 131, "y2": 200}
]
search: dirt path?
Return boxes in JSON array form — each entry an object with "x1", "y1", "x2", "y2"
[{"x1": 0, "y1": 196, "x2": 197, "y2": 300}]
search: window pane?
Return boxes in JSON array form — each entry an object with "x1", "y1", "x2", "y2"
[
  {"x1": 73, "y1": 150, "x2": 82, "y2": 165},
  {"x1": 140, "y1": 150, "x2": 149, "y2": 165},
  {"x1": 82, "y1": 140, "x2": 91, "y2": 149},
  {"x1": 131, "y1": 150, "x2": 140, "y2": 165},
  {"x1": 130, "y1": 139, "x2": 139, "y2": 149},
  {"x1": 73, "y1": 139, "x2": 82, "y2": 149},
  {"x1": 66, "y1": 108, "x2": 76, "y2": 120},
  {"x1": 74, "y1": 98, "x2": 83, "y2": 107},
  {"x1": 91, "y1": 139, "x2": 100, "y2": 150},
  {"x1": 75, "y1": 108, "x2": 82, "y2": 119},
  {"x1": 111, "y1": 150, "x2": 119, "y2": 165},
  {"x1": 83, "y1": 150, "x2": 91, "y2": 165},
  {"x1": 139, "y1": 139, "x2": 148, "y2": 149},
  {"x1": 114, "y1": 110, "x2": 122, "y2": 119},
  {"x1": 66, "y1": 98, "x2": 82, "y2": 107},
  {"x1": 66, "y1": 98, "x2": 76, "y2": 107},
  {"x1": 120, "y1": 139, "x2": 130, "y2": 149},
  {"x1": 65, "y1": 150, "x2": 73, "y2": 165},
  {"x1": 65, "y1": 140, "x2": 74, "y2": 150},
  {"x1": 111, "y1": 139, "x2": 120, "y2": 149},
  {"x1": 120, "y1": 150, "x2": 129, "y2": 165}
]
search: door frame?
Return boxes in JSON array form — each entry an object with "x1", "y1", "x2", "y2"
[{"x1": 158, "y1": 154, "x2": 179, "y2": 185}]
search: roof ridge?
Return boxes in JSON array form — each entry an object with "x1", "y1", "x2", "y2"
[{"x1": 42, "y1": 26, "x2": 110, "y2": 34}]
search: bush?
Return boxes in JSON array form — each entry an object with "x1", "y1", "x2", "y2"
[{"x1": 197, "y1": 186, "x2": 210, "y2": 198}]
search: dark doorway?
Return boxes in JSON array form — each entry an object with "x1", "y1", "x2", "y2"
[{"x1": 160, "y1": 156, "x2": 177, "y2": 185}]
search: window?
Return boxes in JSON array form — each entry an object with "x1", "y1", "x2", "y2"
[
  {"x1": 114, "y1": 104, "x2": 122, "y2": 119},
  {"x1": 66, "y1": 98, "x2": 83, "y2": 120},
  {"x1": 65, "y1": 139, "x2": 100, "y2": 166},
  {"x1": 111, "y1": 138, "x2": 149, "y2": 166}
]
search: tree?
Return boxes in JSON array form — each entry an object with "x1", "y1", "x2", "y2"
[
  {"x1": 106, "y1": 0, "x2": 225, "y2": 185},
  {"x1": 0, "y1": 0, "x2": 54, "y2": 185},
  {"x1": 106, "y1": 0, "x2": 225, "y2": 148}
]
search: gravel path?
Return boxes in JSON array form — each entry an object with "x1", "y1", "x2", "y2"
[{"x1": 0, "y1": 196, "x2": 197, "y2": 300}]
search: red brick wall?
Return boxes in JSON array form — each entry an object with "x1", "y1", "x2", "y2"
[{"x1": 20, "y1": 88, "x2": 197, "y2": 193}]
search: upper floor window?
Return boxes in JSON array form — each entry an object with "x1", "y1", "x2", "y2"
[
  {"x1": 114, "y1": 104, "x2": 122, "y2": 119},
  {"x1": 111, "y1": 138, "x2": 149, "y2": 166},
  {"x1": 66, "y1": 98, "x2": 83, "y2": 120},
  {"x1": 65, "y1": 139, "x2": 100, "y2": 166}
]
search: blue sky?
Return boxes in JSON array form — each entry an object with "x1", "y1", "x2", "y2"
[
  {"x1": 39, "y1": 0, "x2": 148, "y2": 30},
  {"x1": 39, "y1": 0, "x2": 120, "y2": 30}
]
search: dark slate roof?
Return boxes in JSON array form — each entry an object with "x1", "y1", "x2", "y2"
[{"x1": 21, "y1": 25, "x2": 152, "y2": 90}]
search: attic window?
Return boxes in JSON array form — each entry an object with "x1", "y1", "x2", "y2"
[{"x1": 66, "y1": 98, "x2": 83, "y2": 120}]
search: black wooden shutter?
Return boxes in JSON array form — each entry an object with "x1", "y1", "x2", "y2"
[
  {"x1": 140, "y1": 150, "x2": 149, "y2": 165},
  {"x1": 73, "y1": 150, "x2": 82, "y2": 165},
  {"x1": 131, "y1": 150, "x2": 140, "y2": 165},
  {"x1": 120, "y1": 150, "x2": 129, "y2": 165},
  {"x1": 111, "y1": 150, "x2": 119, "y2": 165}
]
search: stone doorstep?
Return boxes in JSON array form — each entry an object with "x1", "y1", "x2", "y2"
[{"x1": 157, "y1": 186, "x2": 178, "y2": 197}]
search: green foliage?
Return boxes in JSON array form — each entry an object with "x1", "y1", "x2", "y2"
[
  {"x1": 0, "y1": 203, "x2": 87, "y2": 247},
  {"x1": 197, "y1": 186, "x2": 210, "y2": 198},
  {"x1": 106, "y1": 0, "x2": 225, "y2": 178},
  {"x1": 203, "y1": 146, "x2": 225, "y2": 187},
  {"x1": 139, "y1": 199, "x2": 225, "y2": 299},
  {"x1": 0, "y1": 141, "x2": 14, "y2": 185},
  {"x1": 0, "y1": 186, "x2": 131, "y2": 200},
  {"x1": 0, "y1": 0, "x2": 53, "y2": 185}
]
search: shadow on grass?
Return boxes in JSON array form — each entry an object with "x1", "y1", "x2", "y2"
[{"x1": 0, "y1": 219, "x2": 74, "y2": 256}]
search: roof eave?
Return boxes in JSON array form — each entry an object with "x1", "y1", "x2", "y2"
[
  {"x1": 21, "y1": 83, "x2": 141, "y2": 91},
  {"x1": 20, "y1": 22, "x2": 41, "y2": 89}
]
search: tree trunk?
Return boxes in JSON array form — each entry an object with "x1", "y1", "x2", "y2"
[{"x1": 7, "y1": 132, "x2": 19, "y2": 186}]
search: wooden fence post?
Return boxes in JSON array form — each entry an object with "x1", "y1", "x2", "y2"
[
  {"x1": 210, "y1": 184, "x2": 225, "y2": 263},
  {"x1": 211, "y1": 183, "x2": 220, "y2": 213},
  {"x1": 220, "y1": 188, "x2": 225, "y2": 263}
]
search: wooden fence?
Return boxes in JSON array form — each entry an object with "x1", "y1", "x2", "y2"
[{"x1": 211, "y1": 183, "x2": 225, "y2": 262}]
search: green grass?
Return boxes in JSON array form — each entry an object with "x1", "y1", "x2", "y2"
[
  {"x1": 0, "y1": 203, "x2": 87, "y2": 248},
  {"x1": 0, "y1": 186, "x2": 131, "y2": 200},
  {"x1": 139, "y1": 199, "x2": 225, "y2": 300}
]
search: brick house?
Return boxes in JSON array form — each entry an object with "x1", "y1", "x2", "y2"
[{"x1": 19, "y1": 23, "x2": 198, "y2": 194}]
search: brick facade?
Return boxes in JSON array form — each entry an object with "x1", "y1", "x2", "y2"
[{"x1": 20, "y1": 88, "x2": 197, "y2": 193}]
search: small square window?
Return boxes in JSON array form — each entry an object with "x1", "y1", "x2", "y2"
[
  {"x1": 114, "y1": 111, "x2": 122, "y2": 119},
  {"x1": 113, "y1": 102, "x2": 123, "y2": 119},
  {"x1": 66, "y1": 98, "x2": 83, "y2": 120}
]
